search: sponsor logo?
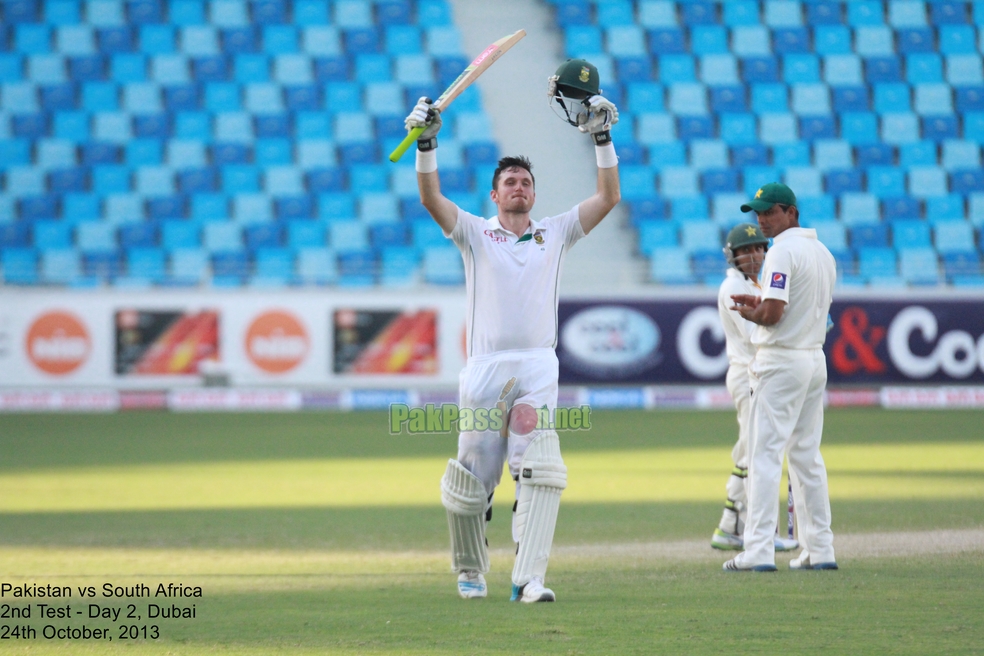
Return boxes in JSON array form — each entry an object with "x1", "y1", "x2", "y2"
[
  {"x1": 483, "y1": 229, "x2": 509, "y2": 244},
  {"x1": 770, "y1": 272, "x2": 787, "y2": 289},
  {"x1": 245, "y1": 310, "x2": 309, "y2": 374},
  {"x1": 523, "y1": 468, "x2": 533, "y2": 478},
  {"x1": 887, "y1": 306, "x2": 984, "y2": 379},
  {"x1": 560, "y1": 306, "x2": 660, "y2": 378},
  {"x1": 677, "y1": 306, "x2": 729, "y2": 379},
  {"x1": 26, "y1": 311, "x2": 90, "y2": 375}
]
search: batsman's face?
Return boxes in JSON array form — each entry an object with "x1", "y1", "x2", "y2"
[
  {"x1": 735, "y1": 244, "x2": 766, "y2": 278},
  {"x1": 755, "y1": 204, "x2": 798, "y2": 238},
  {"x1": 491, "y1": 167, "x2": 535, "y2": 213}
]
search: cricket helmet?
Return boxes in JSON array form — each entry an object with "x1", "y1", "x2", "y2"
[
  {"x1": 549, "y1": 59, "x2": 601, "y2": 126},
  {"x1": 723, "y1": 223, "x2": 769, "y2": 270}
]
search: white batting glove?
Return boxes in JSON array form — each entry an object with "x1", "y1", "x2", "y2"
[
  {"x1": 405, "y1": 96, "x2": 442, "y2": 150},
  {"x1": 547, "y1": 74, "x2": 559, "y2": 99},
  {"x1": 577, "y1": 95, "x2": 619, "y2": 135}
]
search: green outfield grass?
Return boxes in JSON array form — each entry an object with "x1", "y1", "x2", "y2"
[{"x1": 0, "y1": 409, "x2": 982, "y2": 654}]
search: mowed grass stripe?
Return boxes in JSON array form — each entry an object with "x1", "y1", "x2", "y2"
[{"x1": 1, "y1": 443, "x2": 982, "y2": 513}]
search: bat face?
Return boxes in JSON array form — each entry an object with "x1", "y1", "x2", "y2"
[{"x1": 388, "y1": 30, "x2": 525, "y2": 162}]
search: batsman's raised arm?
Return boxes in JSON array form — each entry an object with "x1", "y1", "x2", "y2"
[
  {"x1": 547, "y1": 61, "x2": 621, "y2": 235},
  {"x1": 407, "y1": 97, "x2": 458, "y2": 234}
]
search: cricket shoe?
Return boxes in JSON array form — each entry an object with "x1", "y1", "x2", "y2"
[
  {"x1": 457, "y1": 571, "x2": 487, "y2": 599},
  {"x1": 774, "y1": 536, "x2": 799, "y2": 552},
  {"x1": 711, "y1": 530, "x2": 800, "y2": 552},
  {"x1": 710, "y1": 528, "x2": 743, "y2": 551},
  {"x1": 789, "y1": 554, "x2": 838, "y2": 571},
  {"x1": 723, "y1": 554, "x2": 777, "y2": 572},
  {"x1": 510, "y1": 576, "x2": 555, "y2": 603}
]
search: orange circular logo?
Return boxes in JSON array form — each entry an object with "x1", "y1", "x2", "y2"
[
  {"x1": 26, "y1": 311, "x2": 91, "y2": 375},
  {"x1": 245, "y1": 310, "x2": 309, "y2": 374}
]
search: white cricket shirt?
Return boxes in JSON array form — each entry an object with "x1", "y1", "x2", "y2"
[
  {"x1": 753, "y1": 227, "x2": 836, "y2": 350},
  {"x1": 717, "y1": 267, "x2": 759, "y2": 367},
  {"x1": 447, "y1": 206, "x2": 585, "y2": 357}
]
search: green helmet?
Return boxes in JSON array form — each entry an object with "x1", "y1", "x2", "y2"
[
  {"x1": 724, "y1": 223, "x2": 769, "y2": 270},
  {"x1": 553, "y1": 59, "x2": 599, "y2": 100}
]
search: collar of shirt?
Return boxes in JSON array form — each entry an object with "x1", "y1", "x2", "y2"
[
  {"x1": 488, "y1": 215, "x2": 540, "y2": 240},
  {"x1": 726, "y1": 264, "x2": 761, "y2": 288},
  {"x1": 772, "y1": 227, "x2": 817, "y2": 243}
]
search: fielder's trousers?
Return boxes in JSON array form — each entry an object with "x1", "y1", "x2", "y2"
[{"x1": 743, "y1": 346, "x2": 835, "y2": 566}]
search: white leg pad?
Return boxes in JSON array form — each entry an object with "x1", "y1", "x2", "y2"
[
  {"x1": 511, "y1": 431, "x2": 567, "y2": 587},
  {"x1": 441, "y1": 459, "x2": 490, "y2": 574}
]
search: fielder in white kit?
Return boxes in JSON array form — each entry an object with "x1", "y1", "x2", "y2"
[
  {"x1": 724, "y1": 183, "x2": 838, "y2": 572},
  {"x1": 406, "y1": 59, "x2": 621, "y2": 601},
  {"x1": 711, "y1": 223, "x2": 798, "y2": 555}
]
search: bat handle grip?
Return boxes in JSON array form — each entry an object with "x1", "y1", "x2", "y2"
[{"x1": 388, "y1": 125, "x2": 427, "y2": 163}]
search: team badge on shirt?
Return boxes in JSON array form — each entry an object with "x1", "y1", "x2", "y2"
[
  {"x1": 770, "y1": 272, "x2": 787, "y2": 289},
  {"x1": 533, "y1": 229, "x2": 545, "y2": 244}
]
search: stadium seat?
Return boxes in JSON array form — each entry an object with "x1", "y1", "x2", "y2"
[{"x1": 899, "y1": 247, "x2": 941, "y2": 284}]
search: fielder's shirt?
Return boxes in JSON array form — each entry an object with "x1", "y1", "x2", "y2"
[
  {"x1": 753, "y1": 227, "x2": 836, "y2": 350},
  {"x1": 447, "y1": 206, "x2": 585, "y2": 357},
  {"x1": 717, "y1": 267, "x2": 759, "y2": 368}
]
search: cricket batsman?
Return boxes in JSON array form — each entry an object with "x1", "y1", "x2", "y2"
[
  {"x1": 724, "y1": 183, "x2": 838, "y2": 572},
  {"x1": 710, "y1": 223, "x2": 799, "y2": 555},
  {"x1": 406, "y1": 59, "x2": 620, "y2": 601}
]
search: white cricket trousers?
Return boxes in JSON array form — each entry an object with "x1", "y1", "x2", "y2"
[
  {"x1": 743, "y1": 346, "x2": 835, "y2": 565},
  {"x1": 724, "y1": 365, "x2": 751, "y2": 505},
  {"x1": 456, "y1": 348, "x2": 559, "y2": 500}
]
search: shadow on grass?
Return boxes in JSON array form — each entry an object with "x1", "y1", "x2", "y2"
[{"x1": 1, "y1": 500, "x2": 981, "y2": 550}]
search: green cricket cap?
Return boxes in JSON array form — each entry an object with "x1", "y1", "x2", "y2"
[{"x1": 740, "y1": 182, "x2": 797, "y2": 213}]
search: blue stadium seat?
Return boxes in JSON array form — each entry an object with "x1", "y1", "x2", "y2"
[
  {"x1": 868, "y1": 166, "x2": 906, "y2": 197},
  {"x1": 681, "y1": 2, "x2": 716, "y2": 26},
  {"x1": 126, "y1": 247, "x2": 166, "y2": 282},
  {"x1": 41, "y1": 248, "x2": 81, "y2": 283},
  {"x1": 648, "y1": 27, "x2": 686, "y2": 55},
  {"x1": 815, "y1": 25, "x2": 852, "y2": 55},
  {"x1": 952, "y1": 169, "x2": 984, "y2": 194},
  {"x1": 909, "y1": 167, "x2": 949, "y2": 197},
  {"x1": 274, "y1": 195, "x2": 313, "y2": 220},
  {"x1": 423, "y1": 247, "x2": 463, "y2": 285},
  {"x1": 659, "y1": 54, "x2": 696, "y2": 83},
  {"x1": 907, "y1": 53, "x2": 943, "y2": 84},
  {"x1": 925, "y1": 195, "x2": 965, "y2": 223},
  {"x1": 638, "y1": 221, "x2": 678, "y2": 254},
  {"x1": 337, "y1": 249, "x2": 376, "y2": 285},
  {"x1": 0, "y1": 223, "x2": 30, "y2": 249},
  {"x1": 812, "y1": 220, "x2": 847, "y2": 249},
  {"x1": 866, "y1": 56, "x2": 903, "y2": 83},
  {"x1": 899, "y1": 247, "x2": 941, "y2": 284},
  {"x1": 244, "y1": 223, "x2": 282, "y2": 250},
  {"x1": 119, "y1": 223, "x2": 158, "y2": 249},
  {"x1": 921, "y1": 115, "x2": 958, "y2": 141},
  {"x1": 295, "y1": 247, "x2": 336, "y2": 283},
  {"x1": 692, "y1": 248, "x2": 725, "y2": 278},
  {"x1": 898, "y1": 28, "x2": 936, "y2": 54},
  {"x1": 82, "y1": 250, "x2": 124, "y2": 279},
  {"x1": 211, "y1": 250, "x2": 249, "y2": 280},
  {"x1": 168, "y1": 247, "x2": 208, "y2": 283},
  {"x1": 650, "y1": 247, "x2": 695, "y2": 283},
  {"x1": 856, "y1": 27, "x2": 895, "y2": 57},
  {"x1": 784, "y1": 54, "x2": 820, "y2": 83},
  {"x1": 773, "y1": 27, "x2": 810, "y2": 54},
  {"x1": 883, "y1": 197, "x2": 922, "y2": 221},
  {"x1": 2, "y1": 248, "x2": 38, "y2": 284},
  {"x1": 556, "y1": 2, "x2": 592, "y2": 26},
  {"x1": 671, "y1": 196, "x2": 709, "y2": 221},
  {"x1": 851, "y1": 223, "x2": 889, "y2": 248},
  {"x1": 858, "y1": 247, "x2": 897, "y2": 278},
  {"x1": 710, "y1": 85, "x2": 746, "y2": 112},
  {"x1": 841, "y1": 192, "x2": 881, "y2": 223},
  {"x1": 724, "y1": 1, "x2": 760, "y2": 26},
  {"x1": 935, "y1": 220, "x2": 975, "y2": 252},
  {"x1": 887, "y1": 141, "x2": 937, "y2": 169},
  {"x1": 741, "y1": 56, "x2": 779, "y2": 83},
  {"x1": 943, "y1": 252, "x2": 981, "y2": 278},
  {"x1": 629, "y1": 198, "x2": 666, "y2": 223},
  {"x1": 955, "y1": 85, "x2": 984, "y2": 111},
  {"x1": 893, "y1": 220, "x2": 931, "y2": 247}
]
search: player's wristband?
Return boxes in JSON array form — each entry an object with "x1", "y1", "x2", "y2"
[
  {"x1": 417, "y1": 136, "x2": 438, "y2": 152},
  {"x1": 415, "y1": 148, "x2": 437, "y2": 173},
  {"x1": 595, "y1": 141, "x2": 617, "y2": 168}
]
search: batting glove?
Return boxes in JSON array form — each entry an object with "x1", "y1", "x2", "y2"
[
  {"x1": 578, "y1": 95, "x2": 619, "y2": 145},
  {"x1": 405, "y1": 96, "x2": 443, "y2": 151}
]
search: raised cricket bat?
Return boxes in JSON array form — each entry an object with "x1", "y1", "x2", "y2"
[{"x1": 388, "y1": 29, "x2": 526, "y2": 163}]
